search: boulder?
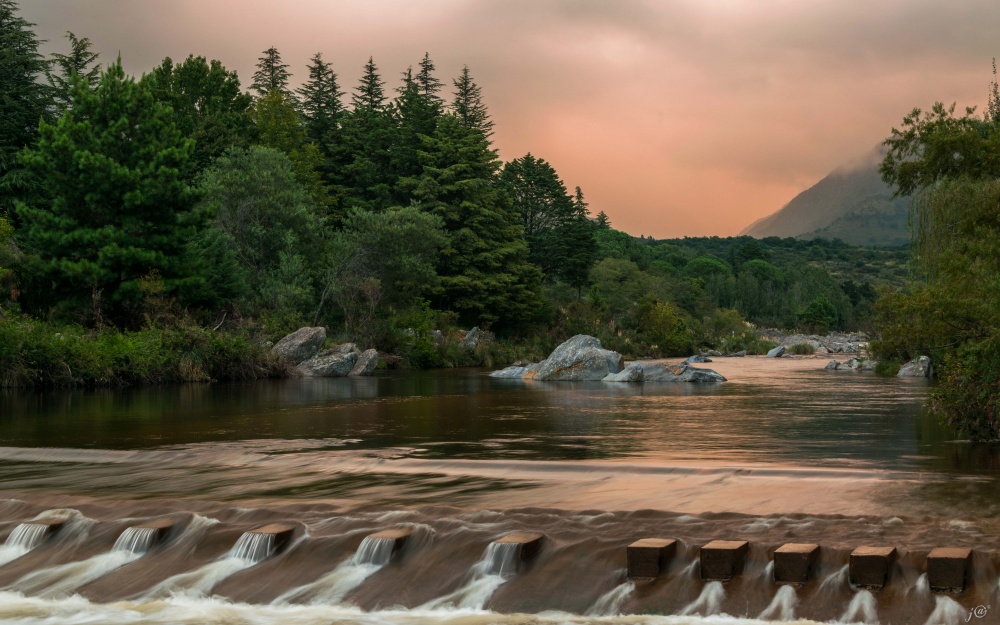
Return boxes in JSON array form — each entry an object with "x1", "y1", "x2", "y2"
[
  {"x1": 330, "y1": 342, "x2": 359, "y2": 355},
  {"x1": 271, "y1": 327, "x2": 327, "y2": 365},
  {"x1": 861, "y1": 359, "x2": 878, "y2": 372},
  {"x1": 683, "y1": 354, "x2": 713, "y2": 364},
  {"x1": 461, "y1": 327, "x2": 481, "y2": 350},
  {"x1": 704, "y1": 350, "x2": 723, "y2": 357},
  {"x1": 603, "y1": 362, "x2": 645, "y2": 382},
  {"x1": 645, "y1": 363, "x2": 726, "y2": 383},
  {"x1": 526, "y1": 335, "x2": 624, "y2": 381},
  {"x1": 432, "y1": 330, "x2": 445, "y2": 345},
  {"x1": 349, "y1": 349, "x2": 380, "y2": 376},
  {"x1": 298, "y1": 349, "x2": 359, "y2": 377},
  {"x1": 726, "y1": 350, "x2": 747, "y2": 357},
  {"x1": 766, "y1": 345, "x2": 786, "y2": 358},
  {"x1": 898, "y1": 356, "x2": 932, "y2": 378},
  {"x1": 824, "y1": 360, "x2": 841, "y2": 370},
  {"x1": 490, "y1": 365, "x2": 535, "y2": 379}
]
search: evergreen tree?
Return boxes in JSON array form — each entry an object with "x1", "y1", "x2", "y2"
[
  {"x1": 500, "y1": 154, "x2": 598, "y2": 286},
  {"x1": 407, "y1": 115, "x2": 544, "y2": 329},
  {"x1": 351, "y1": 57, "x2": 386, "y2": 110},
  {"x1": 391, "y1": 63, "x2": 443, "y2": 204},
  {"x1": 14, "y1": 59, "x2": 199, "y2": 324},
  {"x1": 46, "y1": 31, "x2": 100, "y2": 113},
  {"x1": 0, "y1": 0, "x2": 50, "y2": 216},
  {"x1": 251, "y1": 46, "x2": 292, "y2": 99},
  {"x1": 595, "y1": 210, "x2": 611, "y2": 229},
  {"x1": 147, "y1": 55, "x2": 256, "y2": 171},
  {"x1": 298, "y1": 52, "x2": 344, "y2": 146},
  {"x1": 415, "y1": 52, "x2": 443, "y2": 105},
  {"x1": 450, "y1": 66, "x2": 493, "y2": 138},
  {"x1": 341, "y1": 58, "x2": 394, "y2": 211}
]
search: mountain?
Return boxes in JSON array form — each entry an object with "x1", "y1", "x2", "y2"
[{"x1": 741, "y1": 148, "x2": 911, "y2": 246}]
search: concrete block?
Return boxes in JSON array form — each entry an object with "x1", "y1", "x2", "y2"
[
  {"x1": 367, "y1": 528, "x2": 413, "y2": 558},
  {"x1": 700, "y1": 540, "x2": 749, "y2": 581},
  {"x1": 850, "y1": 546, "x2": 897, "y2": 589},
  {"x1": 248, "y1": 523, "x2": 296, "y2": 554},
  {"x1": 774, "y1": 543, "x2": 820, "y2": 584},
  {"x1": 495, "y1": 531, "x2": 544, "y2": 563},
  {"x1": 132, "y1": 518, "x2": 176, "y2": 548},
  {"x1": 927, "y1": 547, "x2": 973, "y2": 592},
  {"x1": 627, "y1": 538, "x2": 677, "y2": 579}
]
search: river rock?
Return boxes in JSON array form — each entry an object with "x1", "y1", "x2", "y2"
[
  {"x1": 898, "y1": 356, "x2": 932, "y2": 378},
  {"x1": 726, "y1": 350, "x2": 747, "y2": 357},
  {"x1": 298, "y1": 349, "x2": 359, "y2": 377},
  {"x1": 825, "y1": 360, "x2": 841, "y2": 370},
  {"x1": 461, "y1": 327, "x2": 481, "y2": 350},
  {"x1": 644, "y1": 363, "x2": 727, "y2": 383},
  {"x1": 683, "y1": 354, "x2": 713, "y2": 364},
  {"x1": 603, "y1": 362, "x2": 645, "y2": 382},
  {"x1": 527, "y1": 335, "x2": 624, "y2": 381},
  {"x1": 766, "y1": 345, "x2": 786, "y2": 358},
  {"x1": 861, "y1": 359, "x2": 879, "y2": 372},
  {"x1": 349, "y1": 349, "x2": 380, "y2": 376},
  {"x1": 704, "y1": 350, "x2": 723, "y2": 357},
  {"x1": 271, "y1": 327, "x2": 327, "y2": 365},
  {"x1": 490, "y1": 365, "x2": 535, "y2": 379}
]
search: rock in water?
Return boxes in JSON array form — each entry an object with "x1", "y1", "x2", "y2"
[
  {"x1": 299, "y1": 347, "x2": 360, "y2": 377},
  {"x1": 644, "y1": 363, "x2": 727, "y2": 383},
  {"x1": 271, "y1": 327, "x2": 327, "y2": 365},
  {"x1": 683, "y1": 354, "x2": 713, "y2": 364},
  {"x1": 527, "y1": 335, "x2": 625, "y2": 381},
  {"x1": 603, "y1": 362, "x2": 645, "y2": 382},
  {"x1": 825, "y1": 360, "x2": 841, "y2": 370},
  {"x1": 898, "y1": 356, "x2": 932, "y2": 377},
  {"x1": 766, "y1": 345, "x2": 786, "y2": 358},
  {"x1": 349, "y1": 349, "x2": 380, "y2": 376},
  {"x1": 490, "y1": 365, "x2": 535, "y2": 379}
]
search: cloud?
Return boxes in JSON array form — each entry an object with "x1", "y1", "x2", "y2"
[{"x1": 18, "y1": 0, "x2": 1000, "y2": 237}]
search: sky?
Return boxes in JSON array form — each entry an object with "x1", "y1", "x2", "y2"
[{"x1": 18, "y1": 0, "x2": 1000, "y2": 238}]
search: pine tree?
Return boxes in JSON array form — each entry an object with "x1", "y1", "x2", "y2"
[
  {"x1": 341, "y1": 58, "x2": 394, "y2": 211},
  {"x1": 500, "y1": 154, "x2": 598, "y2": 285},
  {"x1": 14, "y1": 59, "x2": 199, "y2": 323},
  {"x1": 46, "y1": 31, "x2": 100, "y2": 113},
  {"x1": 415, "y1": 52, "x2": 443, "y2": 105},
  {"x1": 351, "y1": 57, "x2": 386, "y2": 111},
  {"x1": 391, "y1": 63, "x2": 443, "y2": 204},
  {"x1": 298, "y1": 52, "x2": 344, "y2": 146},
  {"x1": 251, "y1": 46, "x2": 292, "y2": 99},
  {"x1": 147, "y1": 55, "x2": 256, "y2": 171},
  {"x1": 450, "y1": 65, "x2": 493, "y2": 138},
  {"x1": 595, "y1": 210, "x2": 611, "y2": 229},
  {"x1": 0, "y1": 0, "x2": 50, "y2": 216},
  {"x1": 407, "y1": 115, "x2": 544, "y2": 329}
]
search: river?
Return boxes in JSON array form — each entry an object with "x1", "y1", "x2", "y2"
[{"x1": 0, "y1": 356, "x2": 996, "y2": 624}]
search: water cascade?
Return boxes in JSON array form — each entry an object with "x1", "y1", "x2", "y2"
[
  {"x1": 585, "y1": 579, "x2": 635, "y2": 616},
  {"x1": 758, "y1": 584, "x2": 798, "y2": 620},
  {"x1": 6, "y1": 523, "x2": 164, "y2": 598},
  {"x1": 142, "y1": 527, "x2": 287, "y2": 599},
  {"x1": 839, "y1": 589, "x2": 878, "y2": 624},
  {"x1": 421, "y1": 541, "x2": 524, "y2": 610},
  {"x1": 273, "y1": 534, "x2": 399, "y2": 605},
  {"x1": 679, "y1": 580, "x2": 725, "y2": 616},
  {"x1": 0, "y1": 523, "x2": 53, "y2": 567},
  {"x1": 923, "y1": 595, "x2": 971, "y2": 625}
]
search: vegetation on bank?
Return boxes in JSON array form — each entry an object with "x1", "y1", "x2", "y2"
[
  {"x1": 870, "y1": 65, "x2": 1000, "y2": 441},
  {"x1": 0, "y1": 1, "x2": 895, "y2": 388}
]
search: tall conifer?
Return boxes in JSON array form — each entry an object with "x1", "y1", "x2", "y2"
[
  {"x1": 451, "y1": 66, "x2": 493, "y2": 138},
  {"x1": 298, "y1": 52, "x2": 344, "y2": 146},
  {"x1": 251, "y1": 46, "x2": 292, "y2": 99},
  {"x1": 46, "y1": 31, "x2": 100, "y2": 113}
]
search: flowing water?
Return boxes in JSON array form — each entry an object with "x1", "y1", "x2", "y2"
[{"x1": 0, "y1": 356, "x2": 997, "y2": 623}]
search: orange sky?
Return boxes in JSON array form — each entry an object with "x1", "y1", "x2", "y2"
[{"x1": 20, "y1": 0, "x2": 1000, "y2": 238}]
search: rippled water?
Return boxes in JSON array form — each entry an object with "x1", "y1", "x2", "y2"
[{"x1": 0, "y1": 356, "x2": 997, "y2": 624}]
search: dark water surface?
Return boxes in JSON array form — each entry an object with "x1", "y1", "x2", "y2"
[{"x1": 0, "y1": 357, "x2": 998, "y2": 624}]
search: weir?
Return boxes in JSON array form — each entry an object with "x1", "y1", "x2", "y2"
[{"x1": 0, "y1": 520, "x2": 63, "y2": 567}]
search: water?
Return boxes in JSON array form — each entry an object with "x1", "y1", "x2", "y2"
[
  {"x1": 112, "y1": 527, "x2": 158, "y2": 555},
  {"x1": 0, "y1": 523, "x2": 49, "y2": 566},
  {"x1": 0, "y1": 357, "x2": 995, "y2": 623}
]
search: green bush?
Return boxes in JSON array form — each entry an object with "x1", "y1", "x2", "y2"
[{"x1": 789, "y1": 343, "x2": 816, "y2": 355}]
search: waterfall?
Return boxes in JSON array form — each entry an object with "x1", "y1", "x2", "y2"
[
  {"x1": 0, "y1": 523, "x2": 50, "y2": 566},
  {"x1": 922, "y1": 596, "x2": 971, "y2": 625},
  {"x1": 113, "y1": 527, "x2": 158, "y2": 555},
  {"x1": 420, "y1": 541, "x2": 522, "y2": 610},
  {"x1": 818, "y1": 564, "x2": 850, "y2": 601},
  {"x1": 840, "y1": 589, "x2": 879, "y2": 624},
  {"x1": 759, "y1": 584, "x2": 798, "y2": 620},
  {"x1": 229, "y1": 532, "x2": 275, "y2": 564},
  {"x1": 585, "y1": 581, "x2": 635, "y2": 616},
  {"x1": 141, "y1": 530, "x2": 276, "y2": 600},
  {"x1": 272, "y1": 535, "x2": 397, "y2": 606},
  {"x1": 679, "y1": 580, "x2": 725, "y2": 616}
]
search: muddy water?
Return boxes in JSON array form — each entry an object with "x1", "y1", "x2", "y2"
[{"x1": 0, "y1": 356, "x2": 997, "y2": 624}]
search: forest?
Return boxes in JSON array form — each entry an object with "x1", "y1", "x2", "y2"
[{"x1": 0, "y1": 1, "x2": 904, "y2": 388}]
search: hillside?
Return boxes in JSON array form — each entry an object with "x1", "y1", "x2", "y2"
[{"x1": 741, "y1": 148, "x2": 911, "y2": 246}]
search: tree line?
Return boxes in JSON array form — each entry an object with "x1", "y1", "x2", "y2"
[{"x1": 0, "y1": 0, "x2": 895, "y2": 385}]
